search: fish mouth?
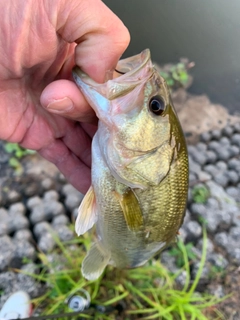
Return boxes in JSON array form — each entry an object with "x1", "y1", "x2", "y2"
[{"x1": 72, "y1": 49, "x2": 154, "y2": 100}]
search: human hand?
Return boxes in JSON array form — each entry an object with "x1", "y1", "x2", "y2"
[{"x1": 0, "y1": 0, "x2": 130, "y2": 193}]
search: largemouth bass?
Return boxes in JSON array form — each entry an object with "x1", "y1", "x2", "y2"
[{"x1": 73, "y1": 49, "x2": 189, "y2": 281}]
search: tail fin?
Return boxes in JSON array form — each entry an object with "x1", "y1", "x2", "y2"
[{"x1": 82, "y1": 242, "x2": 110, "y2": 281}]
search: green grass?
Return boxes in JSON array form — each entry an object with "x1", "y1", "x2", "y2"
[
  {"x1": 192, "y1": 185, "x2": 210, "y2": 204},
  {"x1": 160, "y1": 62, "x2": 190, "y2": 89},
  {"x1": 18, "y1": 226, "x2": 227, "y2": 320},
  {"x1": 4, "y1": 142, "x2": 36, "y2": 173}
]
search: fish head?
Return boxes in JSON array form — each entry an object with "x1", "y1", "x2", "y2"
[{"x1": 73, "y1": 49, "x2": 185, "y2": 189}]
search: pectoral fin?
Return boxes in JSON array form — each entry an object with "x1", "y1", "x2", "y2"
[
  {"x1": 81, "y1": 242, "x2": 110, "y2": 280},
  {"x1": 75, "y1": 186, "x2": 97, "y2": 236},
  {"x1": 114, "y1": 188, "x2": 143, "y2": 232}
]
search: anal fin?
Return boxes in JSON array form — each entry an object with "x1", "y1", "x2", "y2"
[
  {"x1": 82, "y1": 242, "x2": 110, "y2": 280},
  {"x1": 75, "y1": 186, "x2": 97, "y2": 236}
]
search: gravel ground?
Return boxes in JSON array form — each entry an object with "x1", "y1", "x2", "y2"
[{"x1": 0, "y1": 122, "x2": 240, "y2": 319}]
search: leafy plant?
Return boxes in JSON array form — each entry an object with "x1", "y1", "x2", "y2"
[
  {"x1": 159, "y1": 61, "x2": 192, "y2": 90},
  {"x1": 169, "y1": 242, "x2": 197, "y2": 268},
  {"x1": 192, "y1": 185, "x2": 210, "y2": 204},
  {"x1": 16, "y1": 226, "x2": 228, "y2": 319},
  {"x1": 4, "y1": 142, "x2": 35, "y2": 158},
  {"x1": 4, "y1": 142, "x2": 35, "y2": 173}
]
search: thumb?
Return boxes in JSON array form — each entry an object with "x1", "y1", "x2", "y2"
[{"x1": 41, "y1": 0, "x2": 130, "y2": 121}]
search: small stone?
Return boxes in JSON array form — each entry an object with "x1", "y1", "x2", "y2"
[
  {"x1": 72, "y1": 208, "x2": 78, "y2": 221},
  {"x1": 44, "y1": 200, "x2": 65, "y2": 219},
  {"x1": 228, "y1": 145, "x2": 240, "y2": 157},
  {"x1": 64, "y1": 194, "x2": 83, "y2": 211},
  {"x1": 228, "y1": 248, "x2": 240, "y2": 264},
  {"x1": 9, "y1": 215, "x2": 29, "y2": 232},
  {"x1": 197, "y1": 238, "x2": 214, "y2": 255},
  {"x1": 231, "y1": 133, "x2": 240, "y2": 147},
  {"x1": 175, "y1": 271, "x2": 187, "y2": 287},
  {"x1": 205, "y1": 150, "x2": 217, "y2": 164},
  {"x1": 192, "y1": 262, "x2": 210, "y2": 280},
  {"x1": 53, "y1": 225, "x2": 74, "y2": 242},
  {"x1": 41, "y1": 178, "x2": 54, "y2": 191},
  {"x1": 191, "y1": 151, "x2": 207, "y2": 166},
  {"x1": 24, "y1": 182, "x2": 40, "y2": 197},
  {"x1": 0, "y1": 271, "x2": 16, "y2": 290},
  {"x1": 203, "y1": 164, "x2": 218, "y2": 176},
  {"x1": 215, "y1": 209, "x2": 232, "y2": 230},
  {"x1": 8, "y1": 202, "x2": 26, "y2": 216},
  {"x1": 29, "y1": 204, "x2": 46, "y2": 224},
  {"x1": 207, "y1": 253, "x2": 228, "y2": 269},
  {"x1": 26, "y1": 196, "x2": 42, "y2": 210},
  {"x1": 228, "y1": 226, "x2": 240, "y2": 243},
  {"x1": 43, "y1": 190, "x2": 59, "y2": 201},
  {"x1": 222, "y1": 125, "x2": 233, "y2": 137},
  {"x1": 211, "y1": 129, "x2": 221, "y2": 140},
  {"x1": 233, "y1": 122, "x2": 240, "y2": 133},
  {"x1": 204, "y1": 213, "x2": 220, "y2": 233},
  {"x1": 187, "y1": 145, "x2": 197, "y2": 157},
  {"x1": 226, "y1": 186, "x2": 240, "y2": 199},
  {"x1": 216, "y1": 161, "x2": 228, "y2": 171},
  {"x1": 18, "y1": 264, "x2": 45, "y2": 298},
  {"x1": 6, "y1": 190, "x2": 21, "y2": 203},
  {"x1": 228, "y1": 158, "x2": 240, "y2": 171},
  {"x1": 208, "y1": 141, "x2": 220, "y2": 152},
  {"x1": 205, "y1": 197, "x2": 219, "y2": 209},
  {"x1": 33, "y1": 221, "x2": 52, "y2": 239},
  {"x1": 214, "y1": 232, "x2": 229, "y2": 250},
  {"x1": 12, "y1": 240, "x2": 36, "y2": 267},
  {"x1": 196, "y1": 142, "x2": 207, "y2": 152},
  {"x1": 38, "y1": 232, "x2": 55, "y2": 253},
  {"x1": 178, "y1": 227, "x2": 187, "y2": 243},
  {"x1": 160, "y1": 251, "x2": 179, "y2": 273},
  {"x1": 225, "y1": 170, "x2": 239, "y2": 184},
  {"x1": 213, "y1": 172, "x2": 229, "y2": 188},
  {"x1": 209, "y1": 285, "x2": 225, "y2": 299},
  {"x1": 0, "y1": 236, "x2": 15, "y2": 271},
  {"x1": 200, "y1": 132, "x2": 211, "y2": 143},
  {"x1": 0, "y1": 222, "x2": 8, "y2": 236},
  {"x1": 14, "y1": 229, "x2": 33, "y2": 242},
  {"x1": 52, "y1": 214, "x2": 69, "y2": 227},
  {"x1": 189, "y1": 157, "x2": 201, "y2": 175},
  {"x1": 190, "y1": 203, "x2": 206, "y2": 219},
  {"x1": 62, "y1": 184, "x2": 80, "y2": 197},
  {"x1": 183, "y1": 209, "x2": 191, "y2": 224},
  {"x1": 185, "y1": 221, "x2": 202, "y2": 241},
  {"x1": 219, "y1": 136, "x2": 230, "y2": 146},
  {"x1": 206, "y1": 180, "x2": 234, "y2": 203},
  {"x1": 189, "y1": 172, "x2": 197, "y2": 183},
  {"x1": 57, "y1": 172, "x2": 67, "y2": 183},
  {"x1": 215, "y1": 148, "x2": 230, "y2": 161},
  {"x1": 197, "y1": 171, "x2": 211, "y2": 181}
]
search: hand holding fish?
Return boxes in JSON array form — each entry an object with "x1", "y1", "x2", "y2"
[{"x1": 0, "y1": 0, "x2": 129, "y2": 193}]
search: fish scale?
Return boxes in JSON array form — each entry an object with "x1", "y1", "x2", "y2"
[{"x1": 73, "y1": 49, "x2": 189, "y2": 280}]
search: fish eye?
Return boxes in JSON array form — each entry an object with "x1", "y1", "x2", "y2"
[{"x1": 149, "y1": 95, "x2": 165, "y2": 115}]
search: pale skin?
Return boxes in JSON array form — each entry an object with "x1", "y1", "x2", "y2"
[{"x1": 0, "y1": 0, "x2": 130, "y2": 193}]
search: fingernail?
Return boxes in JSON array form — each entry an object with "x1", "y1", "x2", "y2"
[{"x1": 47, "y1": 97, "x2": 73, "y2": 113}]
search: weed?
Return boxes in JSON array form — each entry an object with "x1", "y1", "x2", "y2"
[
  {"x1": 16, "y1": 225, "x2": 229, "y2": 319},
  {"x1": 169, "y1": 242, "x2": 197, "y2": 268},
  {"x1": 4, "y1": 142, "x2": 35, "y2": 173},
  {"x1": 192, "y1": 185, "x2": 210, "y2": 204},
  {"x1": 159, "y1": 62, "x2": 192, "y2": 89}
]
